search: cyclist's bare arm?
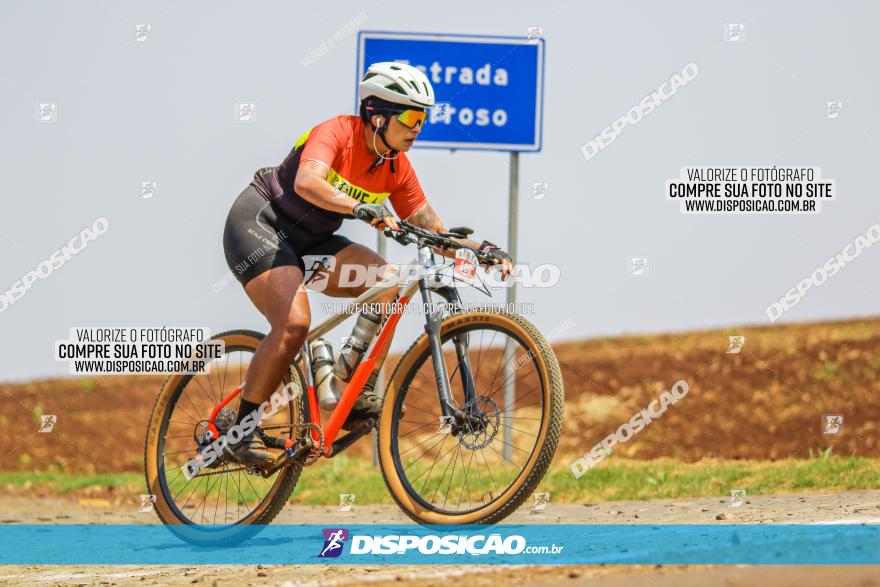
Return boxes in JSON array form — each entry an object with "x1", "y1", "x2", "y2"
[
  {"x1": 294, "y1": 160, "x2": 399, "y2": 231},
  {"x1": 408, "y1": 203, "x2": 474, "y2": 254},
  {"x1": 294, "y1": 160, "x2": 359, "y2": 215},
  {"x1": 408, "y1": 202, "x2": 513, "y2": 276}
]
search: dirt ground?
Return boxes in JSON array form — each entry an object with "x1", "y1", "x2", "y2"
[
  {"x1": 2, "y1": 317, "x2": 880, "y2": 584},
  {"x1": 3, "y1": 316, "x2": 879, "y2": 475},
  {"x1": 1, "y1": 491, "x2": 880, "y2": 586}
]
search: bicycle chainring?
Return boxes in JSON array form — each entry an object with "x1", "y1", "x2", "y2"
[{"x1": 294, "y1": 423, "x2": 325, "y2": 466}]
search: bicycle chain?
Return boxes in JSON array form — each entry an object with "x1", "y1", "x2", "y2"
[{"x1": 293, "y1": 422, "x2": 325, "y2": 466}]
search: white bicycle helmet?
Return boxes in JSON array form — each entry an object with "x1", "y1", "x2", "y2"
[{"x1": 358, "y1": 62, "x2": 435, "y2": 109}]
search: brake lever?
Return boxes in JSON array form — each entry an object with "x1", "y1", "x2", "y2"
[
  {"x1": 383, "y1": 228, "x2": 410, "y2": 245},
  {"x1": 471, "y1": 247, "x2": 497, "y2": 265}
]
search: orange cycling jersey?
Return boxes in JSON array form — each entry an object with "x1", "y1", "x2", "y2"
[{"x1": 251, "y1": 115, "x2": 427, "y2": 234}]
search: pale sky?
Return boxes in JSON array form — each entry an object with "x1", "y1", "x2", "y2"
[{"x1": 1, "y1": 1, "x2": 878, "y2": 382}]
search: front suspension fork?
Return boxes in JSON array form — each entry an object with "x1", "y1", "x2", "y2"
[{"x1": 420, "y1": 281, "x2": 478, "y2": 419}]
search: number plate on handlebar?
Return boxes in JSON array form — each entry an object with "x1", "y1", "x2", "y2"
[{"x1": 454, "y1": 248, "x2": 479, "y2": 282}]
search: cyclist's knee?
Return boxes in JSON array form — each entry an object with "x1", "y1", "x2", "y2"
[
  {"x1": 374, "y1": 262, "x2": 399, "y2": 285},
  {"x1": 271, "y1": 314, "x2": 310, "y2": 352},
  {"x1": 356, "y1": 261, "x2": 399, "y2": 293}
]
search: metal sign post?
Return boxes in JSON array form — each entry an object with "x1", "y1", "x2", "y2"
[{"x1": 502, "y1": 152, "x2": 519, "y2": 462}]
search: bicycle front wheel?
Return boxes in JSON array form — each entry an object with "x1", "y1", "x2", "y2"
[{"x1": 379, "y1": 308, "x2": 564, "y2": 524}]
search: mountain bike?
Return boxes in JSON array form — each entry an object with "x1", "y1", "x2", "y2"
[{"x1": 144, "y1": 222, "x2": 564, "y2": 545}]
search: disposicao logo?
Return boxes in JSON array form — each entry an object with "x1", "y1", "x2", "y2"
[{"x1": 318, "y1": 528, "x2": 349, "y2": 558}]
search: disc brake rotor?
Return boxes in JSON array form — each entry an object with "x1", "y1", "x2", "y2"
[{"x1": 457, "y1": 396, "x2": 500, "y2": 450}]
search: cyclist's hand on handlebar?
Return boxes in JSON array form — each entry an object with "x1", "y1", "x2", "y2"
[
  {"x1": 478, "y1": 240, "x2": 513, "y2": 280},
  {"x1": 353, "y1": 202, "x2": 399, "y2": 232}
]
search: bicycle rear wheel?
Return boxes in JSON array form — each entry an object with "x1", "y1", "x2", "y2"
[
  {"x1": 143, "y1": 329, "x2": 307, "y2": 545},
  {"x1": 379, "y1": 308, "x2": 564, "y2": 524}
]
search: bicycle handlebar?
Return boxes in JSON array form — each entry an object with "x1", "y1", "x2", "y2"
[{"x1": 383, "y1": 221, "x2": 496, "y2": 265}]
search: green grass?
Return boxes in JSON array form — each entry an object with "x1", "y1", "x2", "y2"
[
  {"x1": 542, "y1": 456, "x2": 880, "y2": 502},
  {"x1": 0, "y1": 470, "x2": 143, "y2": 493},
  {"x1": 3, "y1": 456, "x2": 879, "y2": 505}
]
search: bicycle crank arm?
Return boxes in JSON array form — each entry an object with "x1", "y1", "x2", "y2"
[
  {"x1": 257, "y1": 441, "x2": 314, "y2": 477},
  {"x1": 326, "y1": 418, "x2": 376, "y2": 458}
]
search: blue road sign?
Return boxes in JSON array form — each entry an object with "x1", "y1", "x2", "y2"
[{"x1": 356, "y1": 31, "x2": 545, "y2": 152}]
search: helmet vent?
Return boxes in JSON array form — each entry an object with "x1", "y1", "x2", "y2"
[{"x1": 385, "y1": 82, "x2": 406, "y2": 95}]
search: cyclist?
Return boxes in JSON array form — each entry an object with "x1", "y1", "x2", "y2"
[{"x1": 222, "y1": 62, "x2": 513, "y2": 465}]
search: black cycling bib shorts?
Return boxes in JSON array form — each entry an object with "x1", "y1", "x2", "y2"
[{"x1": 222, "y1": 185, "x2": 353, "y2": 287}]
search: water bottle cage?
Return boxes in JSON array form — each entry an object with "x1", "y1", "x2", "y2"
[
  {"x1": 343, "y1": 337, "x2": 370, "y2": 353},
  {"x1": 312, "y1": 357, "x2": 334, "y2": 370},
  {"x1": 314, "y1": 368, "x2": 334, "y2": 386}
]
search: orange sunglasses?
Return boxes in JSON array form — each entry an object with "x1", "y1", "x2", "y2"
[{"x1": 396, "y1": 109, "x2": 427, "y2": 128}]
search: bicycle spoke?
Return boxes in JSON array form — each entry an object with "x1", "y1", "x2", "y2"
[
  {"x1": 163, "y1": 465, "x2": 184, "y2": 490},
  {"x1": 478, "y1": 446, "x2": 499, "y2": 500},
  {"x1": 165, "y1": 420, "x2": 192, "y2": 440},
  {"x1": 498, "y1": 422, "x2": 539, "y2": 438},
  {"x1": 162, "y1": 448, "x2": 198, "y2": 458},
  {"x1": 177, "y1": 474, "x2": 203, "y2": 512},
  {"x1": 487, "y1": 437, "x2": 525, "y2": 467},
  {"x1": 180, "y1": 398, "x2": 201, "y2": 424},
  {"x1": 473, "y1": 329, "x2": 493, "y2": 381},
  {"x1": 485, "y1": 341, "x2": 509, "y2": 404},
  {"x1": 213, "y1": 353, "x2": 225, "y2": 402},
  {"x1": 190, "y1": 374, "x2": 216, "y2": 405},
  {"x1": 440, "y1": 444, "x2": 462, "y2": 507},
  {"x1": 402, "y1": 432, "x2": 447, "y2": 464},
  {"x1": 457, "y1": 449, "x2": 476, "y2": 509},
  {"x1": 487, "y1": 365, "x2": 537, "y2": 401},
  {"x1": 409, "y1": 439, "x2": 458, "y2": 487},
  {"x1": 398, "y1": 420, "x2": 439, "y2": 438},
  {"x1": 213, "y1": 469, "x2": 224, "y2": 525},
  {"x1": 220, "y1": 351, "x2": 229, "y2": 399},
  {"x1": 397, "y1": 395, "x2": 444, "y2": 419},
  {"x1": 497, "y1": 384, "x2": 541, "y2": 413},
  {"x1": 240, "y1": 469, "x2": 264, "y2": 507},
  {"x1": 429, "y1": 440, "x2": 457, "y2": 503},
  {"x1": 224, "y1": 467, "x2": 230, "y2": 523},
  {"x1": 193, "y1": 474, "x2": 221, "y2": 524}
]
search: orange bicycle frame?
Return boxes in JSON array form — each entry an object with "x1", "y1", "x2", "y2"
[{"x1": 204, "y1": 270, "x2": 421, "y2": 458}]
